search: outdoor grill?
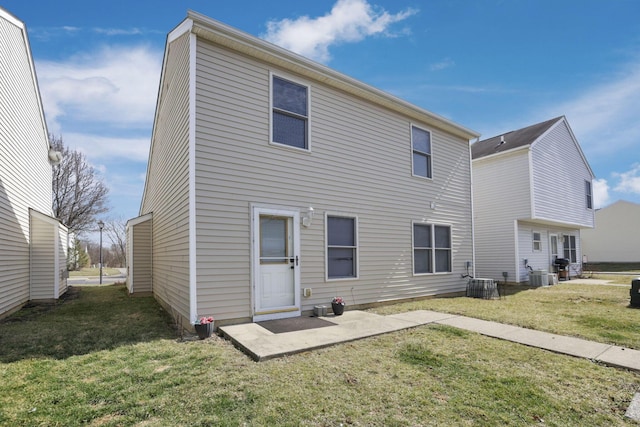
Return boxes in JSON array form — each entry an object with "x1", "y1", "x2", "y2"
[{"x1": 554, "y1": 258, "x2": 570, "y2": 281}]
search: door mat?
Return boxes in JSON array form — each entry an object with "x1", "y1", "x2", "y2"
[{"x1": 257, "y1": 316, "x2": 336, "y2": 334}]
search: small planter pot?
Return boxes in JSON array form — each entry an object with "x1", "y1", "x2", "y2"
[
  {"x1": 331, "y1": 302, "x2": 345, "y2": 316},
  {"x1": 194, "y1": 322, "x2": 214, "y2": 339}
]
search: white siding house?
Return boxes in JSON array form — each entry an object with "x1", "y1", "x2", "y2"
[
  {"x1": 130, "y1": 11, "x2": 479, "y2": 328},
  {"x1": 581, "y1": 200, "x2": 640, "y2": 263},
  {"x1": 0, "y1": 7, "x2": 68, "y2": 317},
  {"x1": 471, "y1": 117, "x2": 595, "y2": 284}
]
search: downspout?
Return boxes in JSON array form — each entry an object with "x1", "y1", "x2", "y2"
[
  {"x1": 469, "y1": 137, "x2": 479, "y2": 278},
  {"x1": 188, "y1": 30, "x2": 198, "y2": 324}
]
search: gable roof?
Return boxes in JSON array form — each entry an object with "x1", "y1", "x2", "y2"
[
  {"x1": 471, "y1": 116, "x2": 563, "y2": 160},
  {"x1": 183, "y1": 10, "x2": 480, "y2": 141}
]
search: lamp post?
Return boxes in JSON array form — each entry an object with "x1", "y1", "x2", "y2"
[{"x1": 98, "y1": 220, "x2": 104, "y2": 285}]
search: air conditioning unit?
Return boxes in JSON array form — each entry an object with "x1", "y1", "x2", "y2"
[
  {"x1": 466, "y1": 278, "x2": 498, "y2": 299},
  {"x1": 529, "y1": 270, "x2": 549, "y2": 287}
]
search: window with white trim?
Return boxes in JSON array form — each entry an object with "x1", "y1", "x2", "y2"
[
  {"x1": 411, "y1": 125, "x2": 432, "y2": 178},
  {"x1": 532, "y1": 232, "x2": 542, "y2": 252},
  {"x1": 585, "y1": 180, "x2": 593, "y2": 209},
  {"x1": 413, "y1": 223, "x2": 451, "y2": 274},
  {"x1": 327, "y1": 215, "x2": 357, "y2": 279},
  {"x1": 271, "y1": 75, "x2": 309, "y2": 150},
  {"x1": 563, "y1": 234, "x2": 577, "y2": 263}
]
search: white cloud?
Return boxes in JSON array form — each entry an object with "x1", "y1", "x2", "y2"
[
  {"x1": 263, "y1": 0, "x2": 417, "y2": 63},
  {"x1": 613, "y1": 163, "x2": 640, "y2": 195},
  {"x1": 592, "y1": 178, "x2": 611, "y2": 209},
  {"x1": 430, "y1": 57, "x2": 455, "y2": 71},
  {"x1": 548, "y1": 59, "x2": 640, "y2": 157},
  {"x1": 36, "y1": 44, "x2": 162, "y2": 132},
  {"x1": 94, "y1": 28, "x2": 145, "y2": 36},
  {"x1": 64, "y1": 132, "x2": 150, "y2": 163}
]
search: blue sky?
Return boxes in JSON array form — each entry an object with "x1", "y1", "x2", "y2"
[{"x1": 4, "y1": 0, "x2": 640, "y2": 236}]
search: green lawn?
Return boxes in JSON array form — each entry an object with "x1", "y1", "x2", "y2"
[
  {"x1": 0, "y1": 284, "x2": 638, "y2": 426},
  {"x1": 69, "y1": 267, "x2": 122, "y2": 277},
  {"x1": 371, "y1": 281, "x2": 640, "y2": 351}
]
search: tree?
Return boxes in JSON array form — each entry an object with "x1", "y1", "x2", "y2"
[
  {"x1": 104, "y1": 217, "x2": 127, "y2": 268},
  {"x1": 67, "y1": 238, "x2": 90, "y2": 271},
  {"x1": 50, "y1": 134, "x2": 109, "y2": 234}
]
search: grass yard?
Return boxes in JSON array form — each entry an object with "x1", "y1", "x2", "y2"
[
  {"x1": 371, "y1": 282, "x2": 640, "y2": 351},
  {"x1": 0, "y1": 284, "x2": 639, "y2": 426},
  {"x1": 69, "y1": 267, "x2": 122, "y2": 277}
]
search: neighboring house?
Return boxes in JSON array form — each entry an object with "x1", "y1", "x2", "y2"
[
  {"x1": 0, "y1": 8, "x2": 69, "y2": 318},
  {"x1": 471, "y1": 116, "x2": 595, "y2": 284},
  {"x1": 581, "y1": 200, "x2": 640, "y2": 263},
  {"x1": 128, "y1": 11, "x2": 479, "y2": 328}
]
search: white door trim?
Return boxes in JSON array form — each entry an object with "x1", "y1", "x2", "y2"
[{"x1": 251, "y1": 205, "x2": 301, "y2": 322}]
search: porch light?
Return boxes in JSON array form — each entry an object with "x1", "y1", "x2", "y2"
[{"x1": 302, "y1": 207, "x2": 314, "y2": 227}]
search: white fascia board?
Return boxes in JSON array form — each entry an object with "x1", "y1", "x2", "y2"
[
  {"x1": 186, "y1": 10, "x2": 479, "y2": 141},
  {"x1": 126, "y1": 212, "x2": 153, "y2": 230}
]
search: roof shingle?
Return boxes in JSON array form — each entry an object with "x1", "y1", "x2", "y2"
[{"x1": 471, "y1": 116, "x2": 563, "y2": 159}]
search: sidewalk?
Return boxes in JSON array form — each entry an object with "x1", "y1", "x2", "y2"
[{"x1": 219, "y1": 309, "x2": 640, "y2": 373}]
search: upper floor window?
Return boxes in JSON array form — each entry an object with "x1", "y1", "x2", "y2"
[
  {"x1": 411, "y1": 125, "x2": 432, "y2": 178},
  {"x1": 272, "y1": 75, "x2": 309, "y2": 150},
  {"x1": 413, "y1": 223, "x2": 451, "y2": 274},
  {"x1": 585, "y1": 180, "x2": 593, "y2": 209},
  {"x1": 327, "y1": 215, "x2": 358, "y2": 280}
]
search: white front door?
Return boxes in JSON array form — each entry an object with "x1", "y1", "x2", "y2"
[{"x1": 252, "y1": 207, "x2": 300, "y2": 321}]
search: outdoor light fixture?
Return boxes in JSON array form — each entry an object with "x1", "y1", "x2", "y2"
[
  {"x1": 48, "y1": 147, "x2": 62, "y2": 165},
  {"x1": 302, "y1": 206, "x2": 314, "y2": 227},
  {"x1": 98, "y1": 220, "x2": 104, "y2": 285}
]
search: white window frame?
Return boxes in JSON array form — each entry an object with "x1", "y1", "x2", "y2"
[
  {"x1": 269, "y1": 72, "x2": 311, "y2": 152},
  {"x1": 585, "y1": 180, "x2": 593, "y2": 209},
  {"x1": 532, "y1": 231, "x2": 542, "y2": 252},
  {"x1": 412, "y1": 222, "x2": 452, "y2": 275},
  {"x1": 325, "y1": 213, "x2": 359, "y2": 281},
  {"x1": 410, "y1": 124, "x2": 433, "y2": 179}
]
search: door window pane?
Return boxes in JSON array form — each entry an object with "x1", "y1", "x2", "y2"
[{"x1": 260, "y1": 216, "x2": 287, "y2": 263}]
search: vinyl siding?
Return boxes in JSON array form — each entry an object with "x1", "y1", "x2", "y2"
[
  {"x1": 472, "y1": 150, "x2": 531, "y2": 282},
  {"x1": 30, "y1": 211, "x2": 55, "y2": 300},
  {"x1": 193, "y1": 39, "x2": 474, "y2": 321},
  {"x1": 531, "y1": 121, "x2": 594, "y2": 227},
  {"x1": 0, "y1": 12, "x2": 53, "y2": 316},
  {"x1": 57, "y1": 223, "x2": 68, "y2": 297},
  {"x1": 516, "y1": 222, "x2": 582, "y2": 281},
  {"x1": 581, "y1": 201, "x2": 640, "y2": 262},
  {"x1": 129, "y1": 217, "x2": 153, "y2": 293},
  {"x1": 140, "y1": 33, "x2": 191, "y2": 321}
]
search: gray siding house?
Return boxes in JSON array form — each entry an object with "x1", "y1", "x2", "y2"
[
  {"x1": 129, "y1": 11, "x2": 479, "y2": 328},
  {"x1": 471, "y1": 116, "x2": 595, "y2": 284},
  {"x1": 0, "y1": 7, "x2": 68, "y2": 318},
  {"x1": 581, "y1": 200, "x2": 640, "y2": 263}
]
